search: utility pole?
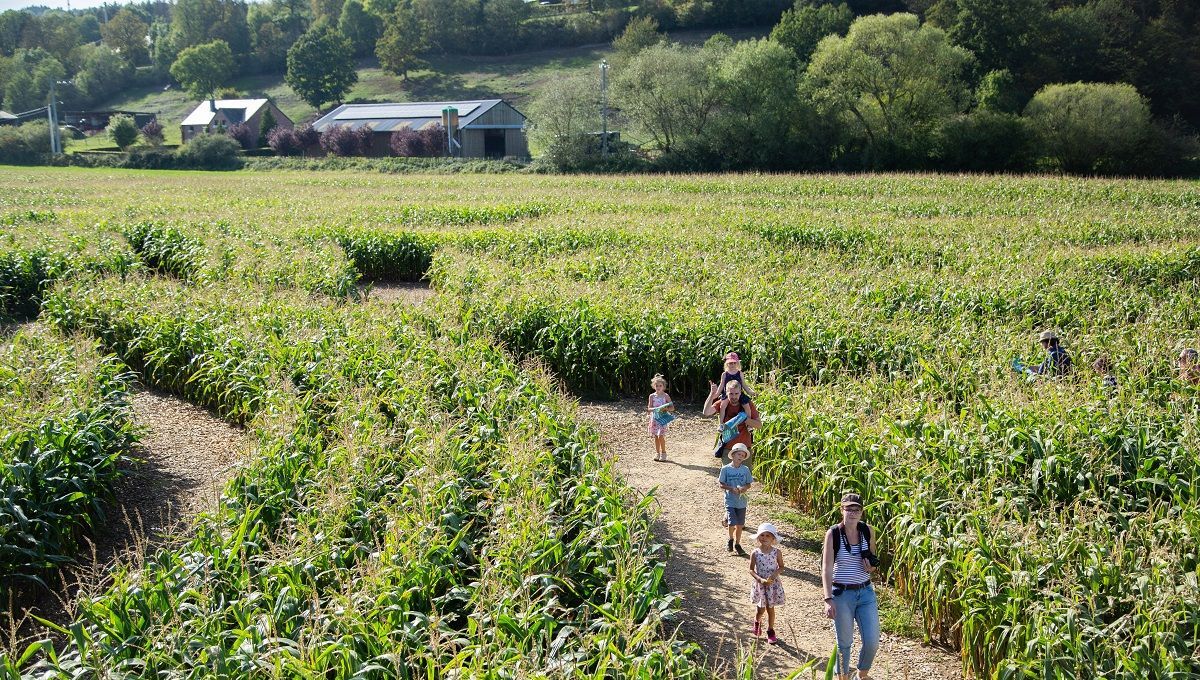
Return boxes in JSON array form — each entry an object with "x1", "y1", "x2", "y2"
[
  {"x1": 600, "y1": 59, "x2": 609, "y2": 156},
  {"x1": 47, "y1": 81, "x2": 62, "y2": 155}
]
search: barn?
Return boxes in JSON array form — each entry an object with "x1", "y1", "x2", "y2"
[
  {"x1": 181, "y1": 99, "x2": 292, "y2": 142},
  {"x1": 311, "y1": 99, "x2": 529, "y2": 159}
]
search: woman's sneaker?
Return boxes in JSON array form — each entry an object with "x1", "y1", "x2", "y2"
[
  {"x1": 767, "y1": 629, "x2": 778, "y2": 645},
  {"x1": 753, "y1": 621, "x2": 761, "y2": 637}
]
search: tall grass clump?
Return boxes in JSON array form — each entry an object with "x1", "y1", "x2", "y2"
[
  {"x1": 121, "y1": 223, "x2": 206, "y2": 281},
  {"x1": 327, "y1": 228, "x2": 437, "y2": 281}
]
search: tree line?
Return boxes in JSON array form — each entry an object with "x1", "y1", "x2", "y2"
[
  {"x1": 1, "y1": 0, "x2": 1197, "y2": 175},
  {"x1": 532, "y1": 2, "x2": 1200, "y2": 175}
]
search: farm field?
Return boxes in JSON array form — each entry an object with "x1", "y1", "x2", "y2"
[{"x1": 1, "y1": 166, "x2": 1199, "y2": 678}]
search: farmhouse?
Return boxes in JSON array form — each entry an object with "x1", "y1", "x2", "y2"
[
  {"x1": 311, "y1": 99, "x2": 529, "y2": 159},
  {"x1": 181, "y1": 99, "x2": 292, "y2": 142}
]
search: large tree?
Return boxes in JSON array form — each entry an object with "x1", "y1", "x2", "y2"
[
  {"x1": 170, "y1": 39, "x2": 235, "y2": 101},
  {"x1": 612, "y1": 41, "x2": 727, "y2": 154},
  {"x1": 2, "y1": 48, "x2": 64, "y2": 113},
  {"x1": 74, "y1": 45, "x2": 133, "y2": 105},
  {"x1": 527, "y1": 72, "x2": 600, "y2": 169},
  {"x1": 711, "y1": 38, "x2": 801, "y2": 167},
  {"x1": 101, "y1": 8, "x2": 150, "y2": 66},
  {"x1": 1024, "y1": 82, "x2": 1154, "y2": 175},
  {"x1": 286, "y1": 21, "x2": 357, "y2": 109},
  {"x1": 805, "y1": 12, "x2": 974, "y2": 168},
  {"x1": 170, "y1": 0, "x2": 252, "y2": 57},
  {"x1": 375, "y1": 3, "x2": 425, "y2": 80},
  {"x1": 770, "y1": 1, "x2": 853, "y2": 66},
  {"x1": 337, "y1": 0, "x2": 380, "y2": 56}
]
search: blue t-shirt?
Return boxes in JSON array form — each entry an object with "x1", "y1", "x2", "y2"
[{"x1": 719, "y1": 463, "x2": 752, "y2": 509}]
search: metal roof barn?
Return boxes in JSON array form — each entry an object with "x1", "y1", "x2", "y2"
[{"x1": 311, "y1": 99, "x2": 529, "y2": 159}]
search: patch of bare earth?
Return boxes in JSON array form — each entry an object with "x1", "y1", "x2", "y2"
[
  {"x1": 360, "y1": 282, "x2": 434, "y2": 306},
  {"x1": 579, "y1": 399, "x2": 962, "y2": 680},
  {"x1": 4, "y1": 388, "x2": 245, "y2": 642}
]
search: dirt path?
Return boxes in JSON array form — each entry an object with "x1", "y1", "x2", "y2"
[
  {"x1": 580, "y1": 399, "x2": 962, "y2": 680},
  {"x1": 4, "y1": 388, "x2": 245, "y2": 641},
  {"x1": 360, "y1": 282, "x2": 435, "y2": 306},
  {"x1": 100, "y1": 388, "x2": 246, "y2": 555}
]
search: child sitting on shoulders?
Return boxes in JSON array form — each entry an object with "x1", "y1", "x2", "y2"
[{"x1": 717, "y1": 352, "x2": 754, "y2": 400}]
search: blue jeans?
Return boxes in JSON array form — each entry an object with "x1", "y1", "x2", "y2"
[{"x1": 832, "y1": 585, "x2": 880, "y2": 675}]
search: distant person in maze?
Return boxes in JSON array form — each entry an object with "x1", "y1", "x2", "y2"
[
  {"x1": 1013, "y1": 330, "x2": 1073, "y2": 379},
  {"x1": 1179, "y1": 348, "x2": 1200, "y2": 385},
  {"x1": 822, "y1": 493, "x2": 881, "y2": 680},
  {"x1": 703, "y1": 379, "x2": 760, "y2": 459}
]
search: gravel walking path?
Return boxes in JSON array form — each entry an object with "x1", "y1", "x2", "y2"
[{"x1": 579, "y1": 398, "x2": 962, "y2": 680}]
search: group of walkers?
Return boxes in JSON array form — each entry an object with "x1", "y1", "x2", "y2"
[
  {"x1": 1015, "y1": 330, "x2": 1200, "y2": 388},
  {"x1": 645, "y1": 352, "x2": 879, "y2": 679},
  {"x1": 640, "y1": 334, "x2": 1200, "y2": 677}
]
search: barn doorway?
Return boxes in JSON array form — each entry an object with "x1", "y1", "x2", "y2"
[{"x1": 484, "y1": 129, "x2": 505, "y2": 159}]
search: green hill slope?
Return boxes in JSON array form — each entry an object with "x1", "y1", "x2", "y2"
[
  {"x1": 91, "y1": 27, "x2": 765, "y2": 144},
  {"x1": 96, "y1": 43, "x2": 613, "y2": 140}
]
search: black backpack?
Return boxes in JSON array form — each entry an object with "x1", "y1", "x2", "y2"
[{"x1": 831, "y1": 521, "x2": 872, "y2": 555}]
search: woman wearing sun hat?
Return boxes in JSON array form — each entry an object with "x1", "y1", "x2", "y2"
[{"x1": 822, "y1": 493, "x2": 880, "y2": 680}]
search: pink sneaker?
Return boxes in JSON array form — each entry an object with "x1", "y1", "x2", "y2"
[
  {"x1": 767, "y1": 629, "x2": 778, "y2": 645},
  {"x1": 753, "y1": 621, "x2": 761, "y2": 637}
]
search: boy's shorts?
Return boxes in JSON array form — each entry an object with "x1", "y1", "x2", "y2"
[{"x1": 726, "y1": 506, "x2": 746, "y2": 527}]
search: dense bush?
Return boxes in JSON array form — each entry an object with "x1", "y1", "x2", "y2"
[
  {"x1": 227, "y1": 121, "x2": 257, "y2": 150},
  {"x1": 320, "y1": 125, "x2": 364, "y2": 157},
  {"x1": 294, "y1": 124, "x2": 320, "y2": 147},
  {"x1": 175, "y1": 132, "x2": 242, "y2": 170},
  {"x1": 242, "y1": 155, "x2": 525, "y2": 173},
  {"x1": 516, "y1": 9, "x2": 629, "y2": 51},
  {"x1": 107, "y1": 114, "x2": 139, "y2": 150},
  {"x1": 266, "y1": 126, "x2": 303, "y2": 156},
  {"x1": 0, "y1": 121, "x2": 49, "y2": 165},
  {"x1": 353, "y1": 126, "x2": 373, "y2": 155},
  {"x1": 389, "y1": 123, "x2": 444, "y2": 157},
  {"x1": 123, "y1": 147, "x2": 178, "y2": 169},
  {"x1": 1025, "y1": 82, "x2": 1155, "y2": 175},
  {"x1": 934, "y1": 110, "x2": 1036, "y2": 172},
  {"x1": 140, "y1": 120, "x2": 165, "y2": 146}
]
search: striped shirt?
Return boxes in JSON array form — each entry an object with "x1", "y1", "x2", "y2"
[{"x1": 832, "y1": 525, "x2": 871, "y2": 585}]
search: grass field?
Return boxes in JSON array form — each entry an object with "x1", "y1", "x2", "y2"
[{"x1": 0, "y1": 167, "x2": 1198, "y2": 678}]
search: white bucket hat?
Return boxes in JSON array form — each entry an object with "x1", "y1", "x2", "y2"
[{"x1": 755, "y1": 522, "x2": 779, "y2": 540}]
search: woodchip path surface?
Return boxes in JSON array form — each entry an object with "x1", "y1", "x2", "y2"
[{"x1": 579, "y1": 399, "x2": 963, "y2": 680}]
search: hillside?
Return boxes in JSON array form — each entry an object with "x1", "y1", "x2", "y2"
[
  {"x1": 87, "y1": 27, "x2": 765, "y2": 145},
  {"x1": 76, "y1": 48, "x2": 599, "y2": 147}
]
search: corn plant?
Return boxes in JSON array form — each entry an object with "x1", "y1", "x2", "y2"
[{"x1": 0, "y1": 327, "x2": 136, "y2": 591}]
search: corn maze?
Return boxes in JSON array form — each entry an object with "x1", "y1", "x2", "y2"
[{"x1": 1, "y1": 168, "x2": 1199, "y2": 678}]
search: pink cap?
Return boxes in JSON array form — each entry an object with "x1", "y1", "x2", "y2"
[{"x1": 724, "y1": 352, "x2": 740, "y2": 362}]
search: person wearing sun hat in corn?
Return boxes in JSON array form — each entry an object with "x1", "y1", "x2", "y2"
[
  {"x1": 1013, "y1": 330, "x2": 1073, "y2": 379},
  {"x1": 822, "y1": 493, "x2": 880, "y2": 680}
]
